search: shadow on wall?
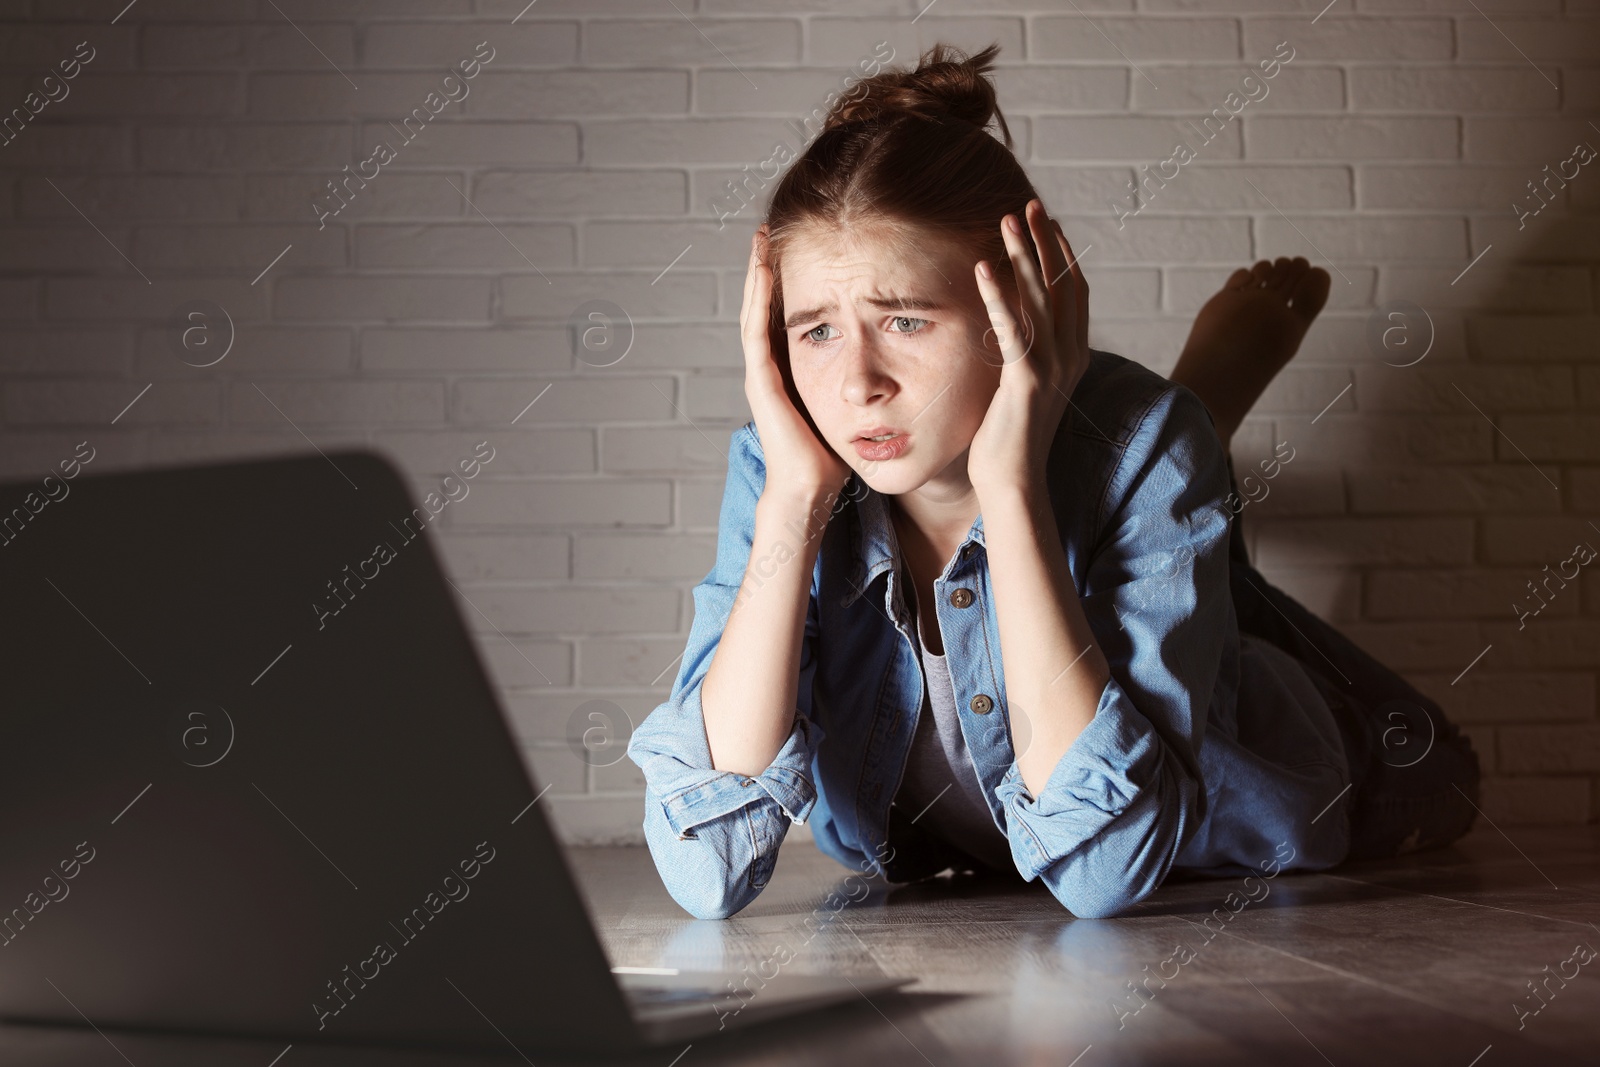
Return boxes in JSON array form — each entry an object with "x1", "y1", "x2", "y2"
[{"x1": 1219, "y1": 145, "x2": 1600, "y2": 828}]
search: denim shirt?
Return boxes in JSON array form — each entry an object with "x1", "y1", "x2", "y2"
[{"x1": 627, "y1": 349, "x2": 1352, "y2": 920}]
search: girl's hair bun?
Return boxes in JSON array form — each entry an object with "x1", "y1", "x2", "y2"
[{"x1": 823, "y1": 43, "x2": 1012, "y2": 148}]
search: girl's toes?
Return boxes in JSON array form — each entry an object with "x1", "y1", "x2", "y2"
[
  {"x1": 1266, "y1": 257, "x2": 1292, "y2": 290},
  {"x1": 1277, "y1": 256, "x2": 1311, "y2": 293},
  {"x1": 1225, "y1": 266, "x2": 1254, "y2": 290},
  {"x1": 1249, "y1": 259, "x2": 1273, "y2": 286},
  {"x1": 1289, "y1": 266, "x2": 1332, "y2": 323}
]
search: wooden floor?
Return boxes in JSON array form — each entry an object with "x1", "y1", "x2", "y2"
[{"x1": 6, "y1": 825, "x2": 1600, "y2": 1065}]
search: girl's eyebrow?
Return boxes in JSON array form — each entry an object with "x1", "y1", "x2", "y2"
[
  {"x1": 784, "y1": 304, "x2": 833, "y2": 329},
  {"x1": 866, "y1": 294, "x2": 945, "y2": 313},
  {"x1": 784, "y1": 294, "x2": 946, "y2": 329}
]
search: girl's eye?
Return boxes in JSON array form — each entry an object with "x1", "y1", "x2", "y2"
[
  {"x1": 888, "y1": 316, "x2": 928, "y2": 334},
  {"x1": 804, "y1": 324, "x2": 840, "y2": 344}
]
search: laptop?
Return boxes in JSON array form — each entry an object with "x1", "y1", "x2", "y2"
[{"x1": 0, "y1": 448, "x2": 910, "y2": 1055}]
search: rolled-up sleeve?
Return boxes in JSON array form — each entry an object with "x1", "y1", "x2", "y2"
[
  {"x1": 994, "y1": 386, "x2": 1233, "y2": 918},
  {"x1": 626, "y1": 423, "x2": 824, "y2": 920}
]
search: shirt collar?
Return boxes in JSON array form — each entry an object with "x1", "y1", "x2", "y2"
[{"x1": 839, "y1": 472, "x2": 986, "y2": 608}]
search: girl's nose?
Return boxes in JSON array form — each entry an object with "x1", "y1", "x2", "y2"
[{"x1": 839, "y1": 334, "x2": 897, "y2": 407}]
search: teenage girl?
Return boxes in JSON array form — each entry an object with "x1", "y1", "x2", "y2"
[{"x1": 627, "y1": 44, "x2": 1481, "y2": 920}]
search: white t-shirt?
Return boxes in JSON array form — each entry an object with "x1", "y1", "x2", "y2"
[{"x1": 894, "y1": 581, "x2": 1016, "y2": 874}]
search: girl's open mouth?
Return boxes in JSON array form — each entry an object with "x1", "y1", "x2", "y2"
[{"x1": 853, "y1": 433, "x2": 908, "y2": 461}]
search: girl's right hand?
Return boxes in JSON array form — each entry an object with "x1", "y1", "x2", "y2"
[{"x1": 740, "y1": 227, "x2": 852, "y2": 506}]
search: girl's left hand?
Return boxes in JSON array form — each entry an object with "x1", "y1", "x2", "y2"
[{"x1": 967, "y1": 198, "x2": 1091, "y2": 498}]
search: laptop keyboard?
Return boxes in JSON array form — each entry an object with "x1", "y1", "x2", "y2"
[{"x1": 625, "y1": 984, "x2": 730, "y2": 1008}]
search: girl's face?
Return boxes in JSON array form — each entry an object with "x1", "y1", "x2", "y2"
[{"x1": 778, "y1": 221, "x2": 1004, "y2": 498}]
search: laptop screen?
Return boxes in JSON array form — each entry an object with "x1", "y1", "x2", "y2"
[{"x1": 0, "y1": 449, "x2": 636, "y2": 1053}]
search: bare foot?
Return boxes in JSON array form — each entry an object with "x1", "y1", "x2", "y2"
[{"x1": 1169, "y1": 256, "x2": 1331, "y2": 451}]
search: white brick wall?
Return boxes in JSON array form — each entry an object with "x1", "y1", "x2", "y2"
[{"x1": 2, "y1": 1, "x2": 1597, "y2": 839}]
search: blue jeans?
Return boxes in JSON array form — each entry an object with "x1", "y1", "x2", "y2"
[{"x1": 1223, "y1": 454, "x2": 1482, "y2": 861}]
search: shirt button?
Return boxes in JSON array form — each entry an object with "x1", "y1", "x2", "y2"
[
  {"x1": 961, "y1": 544, "x2": 977, "y2": 560},
  {"x1": 969, "y1": 693, "x2": 993, "y2": 715},
  {"x1": 949, "y1": 588, "x2": 975, "y2": 609},
  {"x1": 740, "y1": 778, "x2": 753, "y2": 787}
]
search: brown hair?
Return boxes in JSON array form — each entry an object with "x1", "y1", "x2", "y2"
[{"x1": 764, "y1": 43, "x2": 1040, "y2": 340}]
